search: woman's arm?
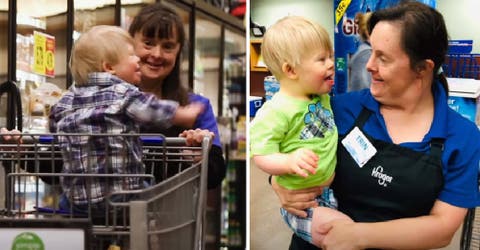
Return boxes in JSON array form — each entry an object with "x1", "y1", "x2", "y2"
[
  {"x1": 272, "y1": 177, "x2": 467, "y2": 248},
  {"x1": 320, "y1": 200, "x2": 466, "y2": 250},
  {"x1": 271, "y1": 176, "x2": 323, "y2": 217},
  {"x1": 185, "y1": 94, "x2": 226, "y2": 189},
  {"x1": 179, "y1": 128, "x2": 226, "y2": 190}
]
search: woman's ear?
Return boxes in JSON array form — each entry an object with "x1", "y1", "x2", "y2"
[
  {"x1": 415, "y1": 59, "x2": 434, "y2": 78},
  {"x1": 102, "y1": 61, "x2": 115, "y2": 74},
  {"x1": 282, "y1": 62, "x2": 298, "y2": 80}
]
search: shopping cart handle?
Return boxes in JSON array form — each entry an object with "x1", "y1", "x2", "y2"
[
  {"x1": 39, "y1": 135, "x2": 53, "y2": 143},
  {"x1": 37, "y1": 135, "x2": 165, "y2": 144},
  {"x1": 34, "y1": 206, "x2": 77, "y2": 215},
  {"x1": 140, "y1": 135, "x2": 164, "y2": 144}
]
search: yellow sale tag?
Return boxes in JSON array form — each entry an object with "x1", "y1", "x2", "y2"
[
  {"x1": 335, "y1": 0, "x2": 352, "y2": 26},
  {"x1": 33, "y1": 32, "x2": 46, "y2": 75},
  {"x1": 33, "y1": 31, "x2": 55, "y2": 77}
]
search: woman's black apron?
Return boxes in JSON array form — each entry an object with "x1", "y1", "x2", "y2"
[{"x1": 289, "y1": 108, "x2": 444, "y2": 250}]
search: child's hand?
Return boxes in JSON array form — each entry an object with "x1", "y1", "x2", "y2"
[
  {"x1": 173, "y1": 102, "x2": 205, "y2": 128},
  {"x1": 287, "y1": 148, "x2": 319, "y2": 178}
]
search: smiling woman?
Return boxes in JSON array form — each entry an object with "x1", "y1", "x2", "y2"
[
  {"x1": 271, "y1": 2, "x2": 480, "y2": 249},
  {"x1": 128, "y1": 2, "x2": 227, "y2": 190}
]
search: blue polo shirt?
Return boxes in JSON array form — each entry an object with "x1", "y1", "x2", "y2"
[
  {"x1": 332, "y1": 83, "x2": 480, "y2": 208},
  {"x1": 189, "y1": 93, "x2": 222, "y2": 147}
]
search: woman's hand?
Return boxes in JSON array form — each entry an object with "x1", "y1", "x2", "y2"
[
  {"x1": 319, "y1": 219, "x2": 362, "y2": 250},
  {"x1": 179, "y1": 129, "x2": 215, "y2": 162},
  {"x1": 271, "y1": 177, "x2": 323, "y2": 217},
  {"x1": 0, "y1": 127, "x2": 22, "y2": 143},
  {"x1": 179, "y1": 128, "x2": 214, "y2": 147}
]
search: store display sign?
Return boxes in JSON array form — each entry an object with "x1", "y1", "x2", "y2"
[
  {"x1": 0, "y1": 219, "x2": 89, "y2": 250},
  {"x1": 0, "y1": 228, "x2": 85, "y2": 250},
  {"x1": 33, "y1": 31, "x2": 55, "y2": 78},
  {"x1": 333, "y1": 0, "x2": 436, "y2": 94}
]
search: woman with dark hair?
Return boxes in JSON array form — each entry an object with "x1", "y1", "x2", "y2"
[
  {"x1": 272, "y1": 1, "x2": 480, "y2": 249},
  {"x1": 129, "y1": 3, "x2": 226, "y2": 189}
]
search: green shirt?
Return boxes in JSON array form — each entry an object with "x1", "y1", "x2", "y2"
[{"x1": 250, "y1": 92, "x2": 337, "y2": 190}]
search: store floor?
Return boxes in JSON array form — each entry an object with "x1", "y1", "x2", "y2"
[{"x1": 250, "y1": 160, "x2": 462, "y2": 250}]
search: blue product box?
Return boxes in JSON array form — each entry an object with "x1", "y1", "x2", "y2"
[
  {"x1": 447, "y1": 78, "x2": 480, "y2": 124},
  {"x1": 448, "y1": 40, "x2": 473, "y2": 54},
  {"x1": 249, "y1": 96, "x2": 263, "y2": 117}
]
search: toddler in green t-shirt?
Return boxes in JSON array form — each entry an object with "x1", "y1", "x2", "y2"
[{"x1": 250, "y1": 16, "x2": 352, "y2": 247}]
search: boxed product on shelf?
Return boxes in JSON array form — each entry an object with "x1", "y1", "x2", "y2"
[
  {"x1": 249, "y1": 96, "x2": 263, "y2": 117},
  {"x1": 447, "y1": 77, "x2": 480, "y2": 125},
  {"x1": 263, "y1": 75, "x2": 279, "y2": 100}
]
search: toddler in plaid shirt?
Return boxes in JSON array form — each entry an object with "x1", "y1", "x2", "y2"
[{"x1": 49, "y1": 25, "x2": 203, "y2": 213}]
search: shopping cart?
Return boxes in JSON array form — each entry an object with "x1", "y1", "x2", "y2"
[
  {"x1": 460, "y1": 171, "x2": 480, "y2": 250},
  {"x1": 0, "y1": 132, "x2": 210, "y2": 250}
]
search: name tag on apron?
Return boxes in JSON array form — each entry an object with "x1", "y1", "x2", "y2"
[{"x1": 341, "y1": 126, "x2": 377, "y2": 168}]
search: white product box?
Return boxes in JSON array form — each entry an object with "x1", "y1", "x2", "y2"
[{"x1": 447, "y1": 78, "x2": 480, "y2": 125}]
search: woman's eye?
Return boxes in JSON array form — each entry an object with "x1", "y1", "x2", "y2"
[
  {"x1": 143, "y1": 40, "x2": 154, "y2": 47},
  {"x1": 163, "y1": 42, "x2": 177, "y2": 51}
]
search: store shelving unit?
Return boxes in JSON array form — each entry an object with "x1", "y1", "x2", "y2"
[{"x1": 249, "y1": 38, "x2": 270, "y2": 97}]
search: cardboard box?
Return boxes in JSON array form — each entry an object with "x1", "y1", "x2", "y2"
[{"x1": 447, "y1": 77, "x2": 480, "y2": 124}]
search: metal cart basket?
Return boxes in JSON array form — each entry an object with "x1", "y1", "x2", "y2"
[
  {"x1": 460, "y1": 173, "x2": 480, "y2": 250},
  {"x1": 0, "y1": 132, "x2": 210, "y2": 250}
]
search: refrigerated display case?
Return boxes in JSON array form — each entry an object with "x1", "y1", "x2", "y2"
[
  {"x1": 194, "y1": 14, "x2": 222, "y2": 115},
  {"x1": 220, "y1": 28, "x2": 246, "y2": 250}
]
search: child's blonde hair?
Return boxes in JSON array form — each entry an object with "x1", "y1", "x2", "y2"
[
  {"x1": 69, "y1": 25, "x2": 134, "y2": 85},
  {"x1": 261, "y1": 16, "x2": 332, "y2": 80}
]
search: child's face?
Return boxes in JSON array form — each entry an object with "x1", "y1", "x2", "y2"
[
  {"x1": 295, "y1": 48, "x2": 335, "y2": 95},
  {"x1": 111, "y1": 44, "x2": 142, "y2": 85}
]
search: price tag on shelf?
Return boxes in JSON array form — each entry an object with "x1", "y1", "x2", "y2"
[{"x1": 33, "y1": 31, "x2": 55, "y2": 78}]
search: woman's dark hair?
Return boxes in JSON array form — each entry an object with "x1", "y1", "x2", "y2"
[
  {"x1": 368, "y1": 0, "x2": 449, "y2": 93},
  {"x1": 129, "y1": 3, "x2": 189, "y2": 105}
]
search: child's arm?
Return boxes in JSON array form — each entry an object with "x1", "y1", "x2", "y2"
[
  {"x1": 172, "y1": 102, "x2": 205, "y2": 128},
  {"x1": 125, "y1": 89, "x2": 204, "y2": 128},
  {"x1": 253, "y1": 148, "x2": 319, "y2": 178}
]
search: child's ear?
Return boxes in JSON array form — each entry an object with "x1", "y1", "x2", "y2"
[
  {"x1": 282, "y1": 62, "x2": 298, "y2": 80},
  {"x1": 102, "y1": 61, "x2": 115, "y2": 74}
]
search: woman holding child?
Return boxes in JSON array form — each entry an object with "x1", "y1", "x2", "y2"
[{"x1": 272, "y1": 1, "x2": 480, "y2": 249}]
